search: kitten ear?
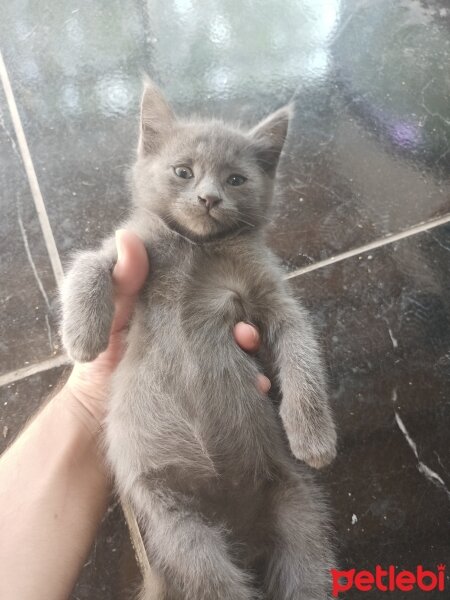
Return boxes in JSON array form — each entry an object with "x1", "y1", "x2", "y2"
[
  {"x1": 138, "y1": 79, "x2": 176, "y2": 156},
  {"x1": 248, "y1": 105, "x2": 292, "y2": 176}
]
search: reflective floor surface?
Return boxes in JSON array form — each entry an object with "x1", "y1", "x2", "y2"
[{"x1": 1, "y1": 0, "x2": 449, "y2": 598}]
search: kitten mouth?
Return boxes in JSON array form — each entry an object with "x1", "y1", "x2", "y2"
[
  {"x1": 193, "y1": 207, "x2": 231, "y2": 235},
  {"x1": 203, "y1": 209, "x2": 219, "y2": 221},
  {"x1": 168, "y1": 204, "x2": 235, "y2": 240},
  {"x1": 196, "y1": 205, "x2": 221, "y2": 222}
]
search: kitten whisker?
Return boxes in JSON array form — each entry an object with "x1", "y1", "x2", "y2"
[
  {"x1": 229, "y1": 213, "x2": 256, "y2": 228},
  {"x1": 234, "y1": 208, "x2": 272, "y2": 225}
]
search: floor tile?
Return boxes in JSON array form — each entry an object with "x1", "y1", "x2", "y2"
[
  {"x1": 0, "y1": 88, "x2": 60, "y2": 376},
  {"x1": 1, "y1": 0, "x2": 449, "y2": 268},
  {"x1": 289, "y1": 222, "x2": 450, "y2": 580},
  {"x1": 0, "y1": 365, "x2": 139, "y2": 600},
  {"x1": 71, "y1": 502, "x2": 140, "y2": 600},
  {"x1": 0, "y1": 365, "x2": 65, "y2": 453}
]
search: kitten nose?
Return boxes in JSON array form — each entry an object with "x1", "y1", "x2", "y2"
[{"x1": 198, "y1": 195, "x2": 222, "y2": 210}]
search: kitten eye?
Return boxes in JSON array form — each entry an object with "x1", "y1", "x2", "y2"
[
  {"x1": 173, "y1": 165, "x2": 194, "y2": 179},
  {"x1": 227, "y1": 174, "x2": 247, "y2": 186}
]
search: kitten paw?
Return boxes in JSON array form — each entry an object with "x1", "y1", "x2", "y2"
[
  {"x1": 281, "y1": 405, "x2": 337, "y2": 470},
  {"x1": 60, "y1": 249, "x2": 115, "y2": 363},
  {"x1": 62, "y1": 328, "x2": 109, "y2": 363},
  {"x1": 301, "y1": 448, "x2": 337, "y2": 469},
  {"x1": 288, "y1": 433, "x2": 337, "y2": 469}
]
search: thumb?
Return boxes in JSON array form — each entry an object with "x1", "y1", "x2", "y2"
[
  {"x1": 112, "y1": 229, "x2": 149, "y2": 296},
  {"x1": 110, "y1": 230, "x2": 149, "y2": 334}
]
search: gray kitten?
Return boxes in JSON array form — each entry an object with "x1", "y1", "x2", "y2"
[{"x1": 61, "y1": 81, "x2": 337, "y2": 599}]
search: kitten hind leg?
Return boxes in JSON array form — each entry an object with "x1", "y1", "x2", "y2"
[
  {"x1": 130, "y1": 480, "x2": 260, "y2": 600},
  {"x1": 264, "y1": 473, "x2": 334, "y2": 600}
]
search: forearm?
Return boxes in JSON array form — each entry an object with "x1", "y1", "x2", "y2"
[{"x1": 0, "y1": 387, "x2": 110, "y2": 600}]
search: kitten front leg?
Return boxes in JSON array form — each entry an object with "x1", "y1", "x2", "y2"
[
  {"x1": 272, "y1": 300, "x2": 337, "y2": 469},
  {"x1": 61, "y1": 238, "x2": 117, "y2": 362},
  {"x1": 130, "y1": 481, "x2": 260, "y2": 600}
]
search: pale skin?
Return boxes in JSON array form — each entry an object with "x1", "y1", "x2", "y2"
[{"x1": 0, "y1": 230, "x2": 270, "y2": 600}]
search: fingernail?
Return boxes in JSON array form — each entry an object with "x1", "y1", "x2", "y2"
[
  {"x1": 115, "y1": 229, "x2": 126, "y2": 263},
  {"x1": 243, "y1": 321, "x2": 258, "y2": 341}
]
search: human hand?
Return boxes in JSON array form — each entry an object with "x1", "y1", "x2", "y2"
[{"x1": 63, "y1": 230, "x2": 270, "y2": 430}]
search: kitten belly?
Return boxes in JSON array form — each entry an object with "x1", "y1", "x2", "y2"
[{"x1": 106, "y1": 302, "x2": 287, "y2": 496}]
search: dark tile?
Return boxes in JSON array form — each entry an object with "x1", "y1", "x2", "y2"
[
  {"x1": 1, "y1": 0, "x2": 449, "y2": 269},
  {"x1": 0, "y1": 365, "x2": 66, "y2": 452},
  {"x1": 0, "y1": 1, "x2": 148, "y2": 259},
  {"x1": 71, "y1": 501, "x2": 141, "y2": 600},
  {"x1": 0, "y1": 366, "x2": 140, "y2": 599},
  {"x1": 0, "y1": 88, "x2": 60, "y2": 376},
  {"x1": 288, "y1": 222, "x2": 450, "y2": 585}
]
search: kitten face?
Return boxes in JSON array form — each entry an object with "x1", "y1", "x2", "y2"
[
  {"x1": 135, "y1": 123, "x2": 271, "y2": 240},
  {"x1": 132, "y1": 82, "x2": 291, "y2": 242}
]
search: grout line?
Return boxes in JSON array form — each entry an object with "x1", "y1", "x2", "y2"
[
  {"x1": 121, "y1": 500, "x2": 155, "y2": 582},
  {"x1": 0, "y1": 50, "x2": 64, "y2": 287},
  {"x1": 17, "y1": 213, "x2": 51, "y2": 311},
  {"x1": 0, "y1": 355, "x2": 70, "y2": 388},
  {"x1": 285, "y1": 213, "x2": 450, "y2": 280},
  {"x1": 17, "y1": 212, "x2": 55, "y2": 353}
]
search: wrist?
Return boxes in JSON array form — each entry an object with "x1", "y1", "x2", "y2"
[
  {"x1": 63, "y1": 362, "x2": 110, "y2": 428},
  {"x1": 54, "y1": 382, "x2": 105, "y2": 444},
  {"x1": 50, "y1": 387, "x2": 111, "y2": 488}
]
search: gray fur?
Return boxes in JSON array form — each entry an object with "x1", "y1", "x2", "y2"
[{"x1": 61, "y1": 81, "x2": 336, "y2": 599}]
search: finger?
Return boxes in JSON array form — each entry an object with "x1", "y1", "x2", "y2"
[
  {"x1": 111, "y1": 230, "x2": 149, "y2": 333},
  {"x1": 257, "y1": 374, "x2": 271, "y2": 394},
  {"x1": 233, "y1": 322, "x2": 260, "y2": 353},
  {"x1": 112, "y1": 229, "x2": 149, "y2": 296}
]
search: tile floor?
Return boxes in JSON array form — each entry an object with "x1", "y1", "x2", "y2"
[{"x1": 1, "y1": 0, "x2": 449, "y2": 598}]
